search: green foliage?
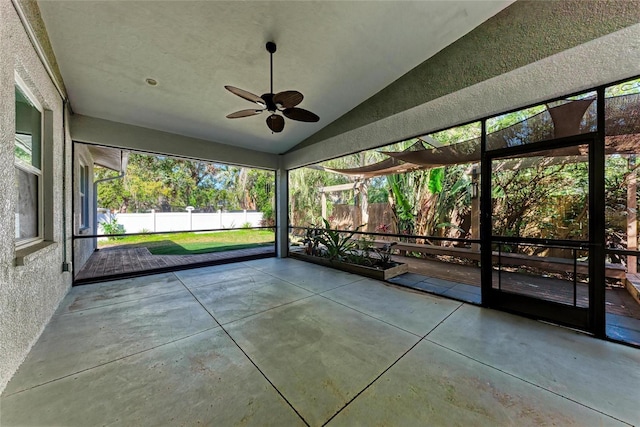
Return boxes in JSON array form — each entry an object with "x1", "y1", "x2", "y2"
[
  {"x1": 492, "y1": 160, "x2": 589, "y2": 242},
  {"x1": 388, "y1": 174, "x2": 412, "y2": 223},
  {"x1": 349, "y1": 235, "x2": 375, "y2": 266},
  {"x1": 429, "y1": 122, "x2": 481, "y2": 145},
  {"x1": 605, "y1": 155, "x2": 640, "y2": 248},
  {"x1": 605, "y1": 78, "x2": 640, "y2": 97},
  {"x1": 314, "y1": 218, "x2": 362, "y2": 261},
  {"x1": 241, "y1": 222, "x2": 252, "y2": 229},
  {"x1": 14, "y1": 145, "x2": 31, "y2": 163},
  {"x1": 100, "y1": 217, "x2": 126, "y2": 240},
  {"x1": 248, "y1": 170, "x2": 275, "y2": 225},
  {"x1": 367, "y1": 177, "x2": 389, "y2": 203},
  {"x1": 304, "y1": 221, "x2": 397, "y2": 268},
  {"x1": 286, "y1": 101, "x2": 640, "y2": 250},
  {"x1": 302, "y1": 227, "x2": 323, "y2": 256},
  {"x1": 420, "y1": 165, "x2": 471, "y2": 237},
  {"x1": 94, "y1": 152, "x2": 274, "y2": 218},
  {"x1": 388, "y1": 173, "x2": 425, "y2": 235},
  {"x1": 487, "y1": 105, "x2": 547, "y2": 134},
  {"x1": 373, "y1": 242, "x2": 397, "y2": 265},
  {"x1": 289, "y1": 167, "x2": 348, "y2": 226},
  {"x1": 436, "y1": 222, "x2": 465, "y2": 233},
  {"x1": 428, "y1": 168, "x2": 444, "y2": 194}
]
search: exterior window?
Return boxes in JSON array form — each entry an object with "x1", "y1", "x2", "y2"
[
  {"x1": 79, "y1": 164, "x2": 89, "y2": 229},
  {"x1": 15, "y1": 82, "x2": 42, "y2": 245}
]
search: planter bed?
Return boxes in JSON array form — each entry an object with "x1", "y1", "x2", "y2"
[{"x1": 290, "y1": 250, "x2": 408, "y2": 281}]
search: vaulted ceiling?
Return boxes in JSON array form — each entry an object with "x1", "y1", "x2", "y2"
[{"x1": 37, "y1": 1, "x2": 513, "y2": 154}]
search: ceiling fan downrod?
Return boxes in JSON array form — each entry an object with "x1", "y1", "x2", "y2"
[{"x1": 267, "y1": 41, "x2": 276, "y2": 96}]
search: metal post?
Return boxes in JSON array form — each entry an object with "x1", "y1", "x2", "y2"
[
  {"x1": 591, "y1": 88, "x2": 606, "y2": 337},
  {"x1": 480, "y1": 119, "x2": 493, "y2": 306},
  {"x1": 627, "y1": 155, "x2": 637, "y2": 273},
  {"x1": 275, "y1": 166, "x2": 289, "y2": 258},
  {"x1": 573, "y1": 248, "x2": 577, "y2": 307},
  {"x1": 321, "y1": 192, "x2": 327, "y2": 221},
  {"x1": 498, "y1": 242, "x2": 502, "y2": 290},
  {"x1": 471, "y1": 165, "x2": 480, "y2": 253}
]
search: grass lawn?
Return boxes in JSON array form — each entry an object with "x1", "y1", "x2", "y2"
[{"x1": 98, "y1": 229, "x2": 275, "y2": 255}]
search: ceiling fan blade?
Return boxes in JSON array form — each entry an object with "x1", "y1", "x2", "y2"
[
  {"x1": 224, "y1": 85, "x2": 266, "y2": 108},
  {"x1": 273, "y1": 90, "x2": 303, "y2": 108},
  {"x1": 283, "y1": 108, "x2": 319, "y2": 122},
  {"x1": 266, "y1": 114, "x2": 284, "y2": 133},
  {"x1": 226, "y1": 109, "x2": 263, "y2": 119}
]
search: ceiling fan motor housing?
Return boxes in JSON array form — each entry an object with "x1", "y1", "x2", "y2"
[{"x1": 260, "y1": 93, "x2": 278, "y2": 112}]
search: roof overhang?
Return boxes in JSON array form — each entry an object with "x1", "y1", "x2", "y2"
[{"x1": 87, "y1": 145, "x2": 129, "y2": 172}]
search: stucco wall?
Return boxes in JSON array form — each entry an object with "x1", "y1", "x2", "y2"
[
  {"x1": 285, "y1": 0, "x2": 640, "y2": 167},
  {"x1": 0, "y1": 0, "x2": 72, "y2": 393}
]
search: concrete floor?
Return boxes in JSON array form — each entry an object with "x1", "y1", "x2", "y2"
[{"x1": 1, "y1": 259, "x2": 638, "y2": 426}]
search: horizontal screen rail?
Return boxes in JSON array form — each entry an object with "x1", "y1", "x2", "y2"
[
  {"x1": 606, "y1": 248, "x2": 640, "y2": 257},
  {"x1": 289, "y1": 225, "x2": 481, "y2": 244},
  {"x1": 492, "y1": 236, "x2": 590, "y2": 249}
]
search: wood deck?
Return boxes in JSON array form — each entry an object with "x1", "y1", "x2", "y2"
[
  {"x1": 74, "y1": 245, "x2": 275, "y2": 283},
  {"x1": 393, "y1": 254, "x2": 640, "y2": 320}
]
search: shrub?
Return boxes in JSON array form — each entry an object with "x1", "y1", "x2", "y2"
[
  {"x1": 101, "y1": 217, "x2": 126, "y2": 240},
  {"x1": 313, "y1": 218, "x2": 363, "y2": 262},
  {"x1": 305, "y1": 220, "x2": 398, "y2": 268}
]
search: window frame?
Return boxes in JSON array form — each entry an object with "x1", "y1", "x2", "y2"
[{"x1": 14, "y1": 74, "x2": 44, "y2": 248}]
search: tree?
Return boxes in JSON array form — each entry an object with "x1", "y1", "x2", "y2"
[
  {"x1": 289, "y1": 167, "x2": 348, "y2": 226},
  {"x1": 95, "y1": 152, "x2": 275, "y2": 216}
]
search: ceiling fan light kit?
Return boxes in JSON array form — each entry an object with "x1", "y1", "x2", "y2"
[{"x1": 225, "y1": 41, "x2": 319, "y2": 133}]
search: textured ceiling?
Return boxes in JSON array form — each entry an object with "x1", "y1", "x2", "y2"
[{"x1": 38, "y1": 1, "x2": 512, "y2": 154}]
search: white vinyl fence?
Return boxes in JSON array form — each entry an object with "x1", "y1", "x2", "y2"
[{"x1": 98, "y1": 209, "x2": 264, "y2": 234}]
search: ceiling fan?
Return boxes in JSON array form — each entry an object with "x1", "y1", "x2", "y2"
[{"x1": 225, "y1": 41, "x2": 319, "y2": 133}]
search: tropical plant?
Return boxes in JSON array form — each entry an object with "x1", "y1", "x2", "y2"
[
  {"x1": 301, "y1": 220, "x2": 401, "y2": 269},
  {"x1": 388, "y1": 173, "x2": 421, "y2": 236},
  {"x1": 372, "y1": 242, "x2": 397, "y2": 265},
  {"x1": 314, "y1": 218, "x2": 363, "y2": 261},
  {"x1": 302, "y1": 226, "x2": 323, "y2": 256},
  {"x1": 347, "y1": 235, "x2": 375, "y2": 266},
  {"x1": 100, "y1": 216, "x2": 126, "y2": 240},
  {"x1": 419, "y1": 164, "x2": 472, "y2": 238}
]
